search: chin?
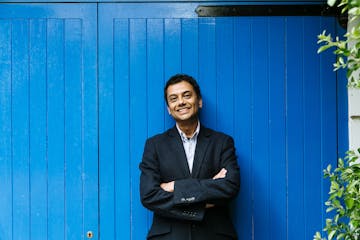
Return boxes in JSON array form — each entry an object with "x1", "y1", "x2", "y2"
[
  {"x1": 177, "y1": 115, "x2": 198, "y2": 122},
  {"x1": 176, "y1": 117, "x2": 190, "y2": 122}
]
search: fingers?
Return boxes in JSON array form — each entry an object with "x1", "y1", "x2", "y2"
[
  {"x1": 205, "y1": 203, "x2": 215, "y2": 208},
  {"x1": 160, "y1": 181, "x2": 175, "y2": 192},
  {"x1": 212, "y1": 168, "x2": 227, "y2": 179}
]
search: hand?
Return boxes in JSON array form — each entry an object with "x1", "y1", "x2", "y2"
[
  {"x1": 160, "y1": 181, "x2": 174, "y2": 192},
  {"x1": 212, "y1": 168, "x2": 227, "y2": 180}
]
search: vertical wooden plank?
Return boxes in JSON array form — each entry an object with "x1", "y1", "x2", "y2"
[
  {"x1": 233, "y1": 16, "x2": 252, "y2": 240},
  {"x1": 98, "y1": 4, "x2": 116, "y2": 240},
  {"x1": 64, "y1": 19, "x2": 83, "y2": 239},
  {"x1": 114, "y1": 18, "x2": 131, "y2": 239},
  {"x1": 198, "y1": 18, "x2": 216, "y2": 129},
  {"x1": 164, "y1": 18, "x2": 180, "y2": 129},
  {"x1": 12, "y1": 19, "x2": 30, "y2": 240},
  {"x1": 303, "y1": 17, "x2": 323, "y2": 239},
  {"x1": 181, "y1": 18, "x2": 198, "y2": 78},
  {"x1": 286, "y1": 17, "x2": 305, "y2": 240},
  {"x1": 0, "y1": 19, "x2": 13, "y2": 240},
  {"x1": 129, "y1": 18, "x2": 148, "y2": 240},
  {"x1": 47, "y1": 18, "x2": 65, "y2": 240},
  {"x1": 147, "y1": 19, "x2": 165, "y2": 137},
  {"x1": 146, "y1": 18, "x2": 165, "y2": 229},
  {"x1": 216, "y1": 18, "x2": 234, "y2": 135},
  {"x1": 82, "y1": 5, "x2": 99, "y2": 239},
  {"x1": 29, "y1": 19, "x2": 48, "y2": 240},
  {"x1": 268, "y1": 17, "x2": 287, "y2": 240},
  {"x1": 164, "y1": 18, "x2": 181, "y2": 76},
  {"x1": 252, "y1": 17, "x2": 270, "y2": 240}
]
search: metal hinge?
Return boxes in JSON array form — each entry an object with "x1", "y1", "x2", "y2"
[{"x1": 195, "y1": 4, "x2": 347, "y2": 28}]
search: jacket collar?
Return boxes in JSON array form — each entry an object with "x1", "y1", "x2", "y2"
[{"x1": 167, "y1": 124, "x2": 211, "y2": 177}]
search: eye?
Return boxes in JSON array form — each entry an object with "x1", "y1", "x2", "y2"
[
  {"x1": 168, "y1": 96, "x2": 177, "y2": 103},
  {"x1": 183, "y1": 92, "x2": 192, "y2": 99}
]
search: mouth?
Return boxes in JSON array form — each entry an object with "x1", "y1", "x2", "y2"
[{"x1": 176, "y1": 107, "x2": 190, "y2": 114}]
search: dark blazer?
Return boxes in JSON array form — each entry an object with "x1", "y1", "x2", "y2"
[{"x1": 140, "y1": 125, "x2": 240, "y2": 240}]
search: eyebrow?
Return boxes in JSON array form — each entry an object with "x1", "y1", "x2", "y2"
[{"x1": 168, "y1": 90, "x2": 192, "y2": 98}]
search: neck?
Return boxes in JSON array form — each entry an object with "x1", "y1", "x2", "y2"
[{"x1": 177, "y1": 118, "x2": 199, "y2": 138}]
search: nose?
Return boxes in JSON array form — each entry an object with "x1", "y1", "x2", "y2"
[{"x1": 178, "y1": 96, "x2": 185, "y2": 105}]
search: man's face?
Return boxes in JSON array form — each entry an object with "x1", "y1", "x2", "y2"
[{"x1": 166, "y1": 81, "x2": 202, "y2": 123}]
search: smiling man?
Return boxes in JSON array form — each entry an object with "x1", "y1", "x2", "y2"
[{"x1": 139, "y1": 74, "x2": 240, "y2": 240}]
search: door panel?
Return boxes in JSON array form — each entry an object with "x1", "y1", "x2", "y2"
[
  {"x1": 0, "y1": 2, "x2": 348, "y2": 240},
  {"x1": 0, "y1": 4, "x2": 98, "y2": 240},
  {"x1": 98, "y1": 3, "x2": 346, "y2": 240}
]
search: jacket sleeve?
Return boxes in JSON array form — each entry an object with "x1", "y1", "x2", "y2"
[
  {"x1": 139, "y1": 138, "x2": 206, "y2": 221},
  {"x1": 173, "y1": 136, "x2": 240, "y2": 206}
]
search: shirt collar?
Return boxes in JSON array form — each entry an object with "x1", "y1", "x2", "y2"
[{"x1": 176, "y1": 121, "x2": 200, "y2": 142}]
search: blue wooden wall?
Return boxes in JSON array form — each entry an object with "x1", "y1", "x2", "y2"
[{"x1": 0, "y1": 2, "x2": 348, "y2": 240}]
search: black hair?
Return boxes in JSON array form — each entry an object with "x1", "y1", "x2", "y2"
[{"x1": 164, "y1": 74, "x2": 202, "y2": 105}]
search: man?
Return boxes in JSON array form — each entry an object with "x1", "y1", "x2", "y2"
[{"x1": 139, "y1": 74, "x2": 240, "y2": 240}]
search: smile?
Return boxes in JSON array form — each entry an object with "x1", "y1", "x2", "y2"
[{"x1": 177, "y1": 108, "x2": 190, "y2": 113}]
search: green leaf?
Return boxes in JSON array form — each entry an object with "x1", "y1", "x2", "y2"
[
  {"x1": 326, "y1": 207, "x2": 335, "y2": 213},
  {"x1": 339, "y1": 158, "x2": 344, "y2": 168},
  {"x1": 345, "y1": 197, "x2": 354, "y2": 209},
  {"x1": 336, "y1": 233, "x2": 345, "y2": 240},
  {"x1": 313, "y1": 231, "x2": 321, "y2": 240},
  {"x1": 318, "y1": 45, "x2": 333, "y2": 54},
  {"x1": 328, "y1": 230, "x2": 336, "y2": 240},
  {"x1": 327, "y1": 0, "x2": 337, "y2": 6},
  {"x1": 330, "y1": 181, "x2": 340, "y2": 192},
  {"x1": 339, "y1": 57, "x2": 345, "y2": 65}
]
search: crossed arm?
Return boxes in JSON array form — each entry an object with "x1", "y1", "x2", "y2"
[
  {"x1": 160, "y1": 168, "x2": 227, "y2": 209},
  {"x1": 139, "y1": 136, "x2": 240, "y2": 221},
  {"x1": 160, "y1": 168, "x2": 227, "y2": 192}
]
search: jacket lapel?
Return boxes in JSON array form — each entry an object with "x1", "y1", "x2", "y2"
[
  {"x1": 191, "y1": 126, "x2": 210, "y2": 178},
  {"x1": 167, "y1": 127, "x2": 191, "y2": 177}
]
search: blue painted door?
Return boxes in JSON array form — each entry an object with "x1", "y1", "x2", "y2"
[
  {"x1": 98, "y1": 3, "x2": 347, "y2": 240},
  {"x1": 0, "y1": 4, "x2": 98, "y2": 240},
  {"x1": 0, "y1": 2, "x2": 348, "y2": 240}
]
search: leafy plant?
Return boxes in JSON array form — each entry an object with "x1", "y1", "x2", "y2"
[
  {"x1": 314, "y1": 149, "x2": 360, "y2": 240},
  {"x1": 317, "y1": 0, "x2": 360, "y2": 88}
]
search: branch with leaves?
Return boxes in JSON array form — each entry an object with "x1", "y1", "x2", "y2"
[
  {"x1": 317, "y1": 0, "x2": 360, "y2": 88},
  {"x1": 314, "y1": 149, "x2": 360, "y2": 240}
]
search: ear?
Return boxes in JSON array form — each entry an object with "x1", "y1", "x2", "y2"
[{"x1": 198, "y1": 98, "x2": 203, "y2": 108}]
